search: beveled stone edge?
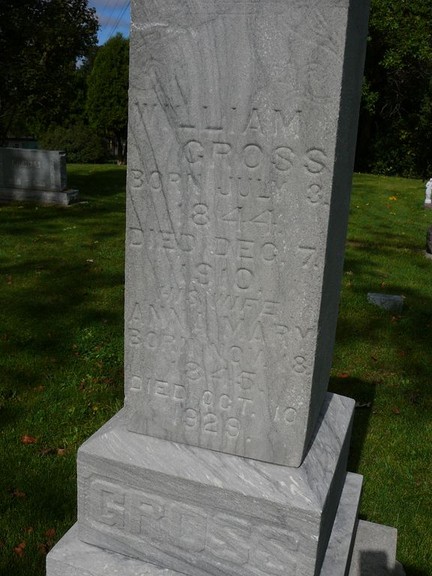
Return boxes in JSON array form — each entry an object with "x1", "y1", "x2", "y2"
[
  {"x1": 47, "y1": 519, "x2": 405, "y2": 576},
  {"x1": 47, "y1": 473, "x2": 363, "y2": 576},
  {"x1": 0, "y1": 188, "x2": 79, "y2": 206},
  {"x1": 78, "y1": 392, "x2": 354, "y2": 513},
  {"x1": 75, "y1": 394, "x2": 353, "y2": 576},
  {"x1": 348, "y1": 520, "x2": 405, "y2": 576},
  {"x1": 46, "y1": 523, "x2": 178, "y2": 576},
  {"x1": 320, "y1": 472, "x2": 362, "y2": 576}
]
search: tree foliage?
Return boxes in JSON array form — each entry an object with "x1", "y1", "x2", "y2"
[
  {"x1": 356, "y1": 0, "x2": 432, "y2": 177},
  {"x1": 0, "y1": 0, "x2": 98, "y2": 142},
  {"x1": 3, "y1": 1, "x2": 432, "y2": 176},
  {"x1": 39, "y1": 123, "x2": 108, "y2": 163},
  {"x1": 86, "y1": 34, "x2": 129, "y2": 163}
]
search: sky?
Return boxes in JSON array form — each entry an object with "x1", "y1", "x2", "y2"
[{"x1": 88, "y1": 0, "x2": 131, "y2": 45}]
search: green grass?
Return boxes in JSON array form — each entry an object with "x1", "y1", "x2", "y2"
[
  {"x1": 330, "y1": 174, "x2": 432, "y2": 576},
  {"x1": 0, "y1": 167, "x2": 431, "y2": 575},
  {"x1": 0, "y1": 165, "x2": 126, "y2": 575}
]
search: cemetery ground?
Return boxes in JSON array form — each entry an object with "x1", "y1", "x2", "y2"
[{"x1": 0, "y1": 166, "x2": 431, "y2": 576}]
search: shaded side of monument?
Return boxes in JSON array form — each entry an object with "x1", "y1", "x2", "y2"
[{"x1": 46, "y1": 1, "x2": 405, "y2": 575}]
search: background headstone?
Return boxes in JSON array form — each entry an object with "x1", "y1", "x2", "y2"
[
  {"x1": 0, "y1": 148, "x2": 78, "y2": 205},
  {"x1": 424, "y1": 177, "x2": 432, "y2": 208}
]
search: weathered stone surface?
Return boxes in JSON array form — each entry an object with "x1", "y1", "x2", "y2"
[
  {"x1": 47, "y1": 524, "x2": 178, "y2": 576},
  {"x1": 367, "y1": 293, "x2": 404, "y2": 313},
  {"x1": 348, "y1": 521, "x2": 405, "y2": 576},
  {"x1": 0, "y1": 187, "x2": 79, "y2": 206},
  {"x1": 77, "y1": 394, "x2": 354, "y2": 576},
  {"x1": 124, "y1": 0, "x2": 370, "y2": 467},
  {"x1": 52, "y1": 499, "x2": 410, "y2": 576},
  {"x1": 42, "y1": 2, "x2": 406, "y2": 576},
  {"x1": 320, "y1": 473, "x2": 362, "y2": 576},
  {"x1": 0, "y1": 148, "x2": 67, "y2": 191},
  {"x1": 0, "y1": 148, "x2": 79, "y2": 205},
  {"x1": 48, "y1": 471, "x2": 362, "y2": 576}
]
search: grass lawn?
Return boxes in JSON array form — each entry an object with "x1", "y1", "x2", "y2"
[
  {"x1": 0, "y1": 166, "x2": 431, "y2": 575},
  {"x1": 330, "y1": 174, "x2": 432, "y2": 576}
]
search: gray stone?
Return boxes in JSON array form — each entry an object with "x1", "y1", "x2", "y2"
[
  {"x1": 48, "y1": 515, "x2": 405, "y2": 576},
  {"x1": 45, "y1": 2, "x2": 405, "y2": 576},
  {"x1": 0, "y1": 187, "x2": 79, "y2": 206},
  {"x1": 0, "y1": 148, "x2": 78, "y2": 205},
  {"x1": 367, "y1": 293, "x2": 404, "y2": 313},
  {"x1": 47, "y1": 524, "x2": 179, "y2": 576},
  {"x1": 425, "y1": 178, "x2": 432, "y2": 208},
  {"x1": 320, "y1": 474, "x2": 362, "y2": 576},
  {"x1": 348, "y1": 521, "x2": 405, "y2": 576},
  {"x1": 77, "y1": 394, "x2": 355, "y2": 576},
  {"x1": 48, "y1": 476, "x2": 361, "y2": 576},
  {"x1": 124, "y1": 0, "x2": 370, "y2": 467}
]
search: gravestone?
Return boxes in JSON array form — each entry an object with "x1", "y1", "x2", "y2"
[
  {"x1": 123, "y1": 0, "x2": 368, "y2": 469},
  {"x1": 47, "y1": 1, "x2": 403, "y2": 575},
  {"x1": 424, "y1": 177, "x2": 432, "y2": 208},
  {"x1": 367, "y1": 293, "x2": 404, "y2": 314},
  {"x1": 0, "y1": 148, "x2": 78, "y2": 205}
]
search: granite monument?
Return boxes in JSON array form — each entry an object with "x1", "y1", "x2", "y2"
[{"x1": 47, "y1": 1, "x2": 404, "y2": 575}]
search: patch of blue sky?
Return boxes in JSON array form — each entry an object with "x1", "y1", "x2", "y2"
[{"x1": 89, "y1": 0, "x2": 130, "y2": 45}]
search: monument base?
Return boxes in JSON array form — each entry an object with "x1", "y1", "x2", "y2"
[
  {"x1": 0, "y1": 187, "x2": 79, "y2": 206},
  {"x1": 47, "y1": 516, "x2": 403, "y2": 576},
  {"x1": 46, "y1": 394, "x2": 404, "y2": 576},
  {"x1": 76, "y1": 394, "x2": 354, "y2": 576}
]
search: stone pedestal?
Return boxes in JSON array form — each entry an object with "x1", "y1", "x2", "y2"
[
  {"x1": 76, "y1": 394, "x2": 355, "y2": 576},
  {"x1": 47, "y1": 518, "x2": 404, "y2": 576},
  {"x1": 47, "y1": 394, "x2": 403, "y2": 576},
  {"x1": 50, "y1": 394, "x2": 373, "y2": 576}
]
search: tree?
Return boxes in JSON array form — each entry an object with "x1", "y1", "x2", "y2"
[
  {"x1": 39, "y1": 123, "x2": 108, "y2": 163},
  {"x1": 86, "y1": 34, "x2": 129, "y2": 163},
  {"x1": 356, "y1": 0, "x2": 432, "y2": 177},
  {"x1": 0, "y1": 0, "x2": 98, "y2": 142}
]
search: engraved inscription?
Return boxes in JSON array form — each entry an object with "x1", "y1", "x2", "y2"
[
  {"x1": 122, "y1": 0, "x2": 365, "y2": 469},
  {"x1": 127, "y1": 96, "x2": 330, "y2": 461},
  {"x1": 87, "y1": 476, "x2": 299, "y2": 574}
]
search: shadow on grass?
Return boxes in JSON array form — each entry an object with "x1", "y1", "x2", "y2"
[
  {"x1": 331, "y1": 245, "x2": 432, "y2": 472},
  {"x1": 68, "y1": 165, "x2": 127, "y2": 200},
  {"x1": 402, "y1": 567, "x2": 429, "y2": 576},
  {"x1": 0, "y1": 165, "x2": 126, "y2": 424},
  {"x1": 329, "y1": 376, "x2": 375, "y2": 472},
  {"x1": 336, "y1": 255, "x2": 432, "y2": 404},
  {"x1": 0, "y1": 255, "x2": 124, "y2": 400},
  {"x1": 329, "y1": 185, "x2": 432, "y2": 575},
  {"x1": 0, "y1": 165, "x2": 127, "y2": 575}
]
